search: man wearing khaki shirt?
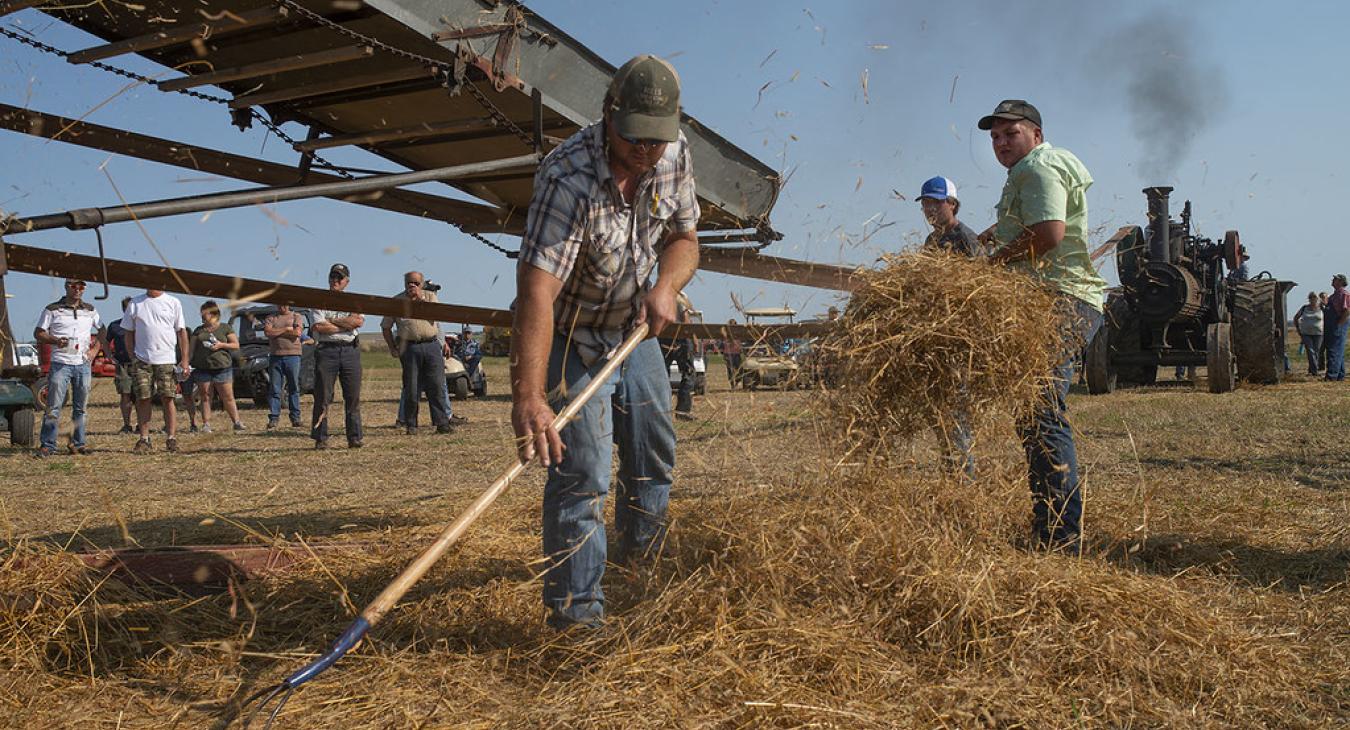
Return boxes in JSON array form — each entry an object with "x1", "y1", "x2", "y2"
[{"x1": 381, "y1": 271, "x2": 455, "y2": 434}]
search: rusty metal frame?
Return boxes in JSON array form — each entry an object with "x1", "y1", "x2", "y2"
[
  {"x1": 0, "y1": 103, "x2": 518, "y2": 234},
  {"x1": 65, "y1": 6, "x2": 290, "y2": 65},
  {"x1": 158, "y1": 44, "x2": 374, "y2": 92}
]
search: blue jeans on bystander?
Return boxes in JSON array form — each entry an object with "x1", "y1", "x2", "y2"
[
  {"x1": 399, "y1": 340, "x2": 452, "y2": 428},
  {"x1": 1017, "y1": 297, "x2": 1103, "y2": 554},
  {"x1": 542, "y1": 334, "x2": 675, "y2": 628},
  {"x1": 1324, "y1": 317, "x2": 1347, "y2": 380},
  {"x1": 268, "y1": 354, "x2": 302, "y2": 422},
  {"x1": 40, "y1": 361, "x2": 91, "y2": 451}
]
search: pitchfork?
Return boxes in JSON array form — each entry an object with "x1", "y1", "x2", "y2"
[{"x1": 241, "y1": 324, "x2": 649, "y2": 728}]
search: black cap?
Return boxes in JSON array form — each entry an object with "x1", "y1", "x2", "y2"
[
  {"x1": 978, "y1": 99, "x2": 1042, "y2": 130},
  {"x1": 329, "y1": 263, "x2": 350, "y2": 280}
]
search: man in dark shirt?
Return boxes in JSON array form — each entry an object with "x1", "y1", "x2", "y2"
[
  {"x1": 918, "y1": 176, "x2": 981, "y2": 478},
  {"x1": 105, "y1": 296, "x2": 135, "y2": 433},
  {"x1": 919, "y1": 176, "x2": 982, "y2": 257}
]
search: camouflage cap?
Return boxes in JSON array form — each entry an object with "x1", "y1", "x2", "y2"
[
  {"x1": 978, "y1": 99, "x2": 1042, "y2": 131},
  {"x1": 607, "y1": 54, "x2": 682, "y2": 143}
]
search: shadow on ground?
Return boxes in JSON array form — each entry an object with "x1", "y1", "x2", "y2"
[
  {"x1": 1140, "y1": 453, "x2": 1350, "y2": 492},
  {"x1": 1105, "y1": 533, "x2": 1349, "y2": 592}
]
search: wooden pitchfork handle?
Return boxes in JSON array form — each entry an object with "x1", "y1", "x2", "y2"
[{"x1": 249, "y1": 323, "x2": 650, "y2": 711}]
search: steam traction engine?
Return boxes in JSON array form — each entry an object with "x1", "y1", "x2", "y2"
[{"x1": 1085, "y1": 187, "x2": 1295, "y2": 394}]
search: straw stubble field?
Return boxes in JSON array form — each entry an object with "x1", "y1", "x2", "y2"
[{"x1": 0, "y1": 352, "x2": 1346, "y2": 728}]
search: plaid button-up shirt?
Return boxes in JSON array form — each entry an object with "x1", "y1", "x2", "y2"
[{"x1": 519, "y1": 122, "x2": 699, "y2": 363}]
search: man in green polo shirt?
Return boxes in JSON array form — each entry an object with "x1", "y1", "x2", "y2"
[{"x1": 977, "y1": 99, "x2": 1106, "y2": 555}]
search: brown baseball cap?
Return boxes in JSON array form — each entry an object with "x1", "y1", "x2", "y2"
[
  {"x1": 607, "y1": 54, "x2": 682, "y2": 143},
  {"x1": 978, "y1": 99, "x2": 1043, "y2": 130}
]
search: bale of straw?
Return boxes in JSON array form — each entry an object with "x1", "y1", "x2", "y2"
[{"x1": 821, "y1": 250, "x2": 1065, "y2": 453}]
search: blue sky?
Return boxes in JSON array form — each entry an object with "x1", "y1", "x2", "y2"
[{"x1": 2, "y1": 0, "x2": 1345, "y2": 334}]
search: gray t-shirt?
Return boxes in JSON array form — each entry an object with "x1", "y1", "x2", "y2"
[{"x1": 924, "y1": 221, "x2": 983, "y2": 258}]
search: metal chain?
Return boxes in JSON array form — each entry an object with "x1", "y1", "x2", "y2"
[
  {"x1": 461, "y1": 77, "x2": 537, "y2": 150},
  {"x1": 3, "y1": 21, "x2": 521, "y2": 257},
  {"x1": 0, "y1": 25, "x2": 356, "y2": 180}
]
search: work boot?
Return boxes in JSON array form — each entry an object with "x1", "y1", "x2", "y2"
[
  {"x1": 266, "y1": 418, "x2": 279, "y2": 431},
  {"x1": 67, "y1": 443, "x2": 92, "y2": 455},
  {"x1": 119, "y1": 424, "x2": 134, "y2": 434},
  {"x1": 348, "y1": 439, "x2": 364, "y2": 449},
  {"x1": 290, "y1": 418, "x2": 303, "y2": 428},
  {"x1": 133, "y1": 438, "x2": 152, "y2": 454},
  {"x1": 405, "y1": 426, "x2": 418, "y2": 436},
  {"x1": 33, "y1": 446, "x2": 55, "y2": 459},
  {"x1": 165, "y1": 437, "x2": 179, "y2": 453},
  {"x1": 435, "y1": 423, "x2": 455, "y2": 435},
  {"x1": 449, "y1": 414, "x2": 469, "y2": 426},
  {"x1": 314, "y1": 439, "x2": 329, "y2": 450}
]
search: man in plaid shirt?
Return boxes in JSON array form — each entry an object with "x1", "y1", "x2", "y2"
[{"x1": 511, "y1": 54, "x2": 700, "y2": 630}]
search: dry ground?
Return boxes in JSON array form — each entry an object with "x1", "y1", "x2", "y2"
[{"x1": 0, "y1": 354, "x2": 1346, "y2": 728}]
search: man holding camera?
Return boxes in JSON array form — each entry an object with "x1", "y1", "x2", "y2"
[{"x1": 381, "y1": 271, "x2": 456, "y2": 435}]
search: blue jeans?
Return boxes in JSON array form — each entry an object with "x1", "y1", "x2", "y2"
[
  {"x1": 397, "y1": 372, "x2": 452, "y2": 424},
  {"x1": 40, "y1": 361, "x2": 91, "y2": 451},
  {"x1": 1325, "y1": 318, "x2": 1347, "y2": 380},
  {"x1": 542, "y1": 334, "x2": 675, "y2": 627},
  {"x1": 1299, "y1": 333, "x2": 1322, "y2": 374},
  {"x1": 399, "y1": 340, "x2": 451, "y2": 428},
  {"x1": 268, "y1": 354, "x2": 302, "y2": 421},
  {"x1": 1018, "y1": 297, "x2": 1103, "y2": 552}
]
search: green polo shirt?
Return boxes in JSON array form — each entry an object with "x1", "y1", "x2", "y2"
[{"x1": 994, "y1": 142, "x2": 1106, "y2": 311}]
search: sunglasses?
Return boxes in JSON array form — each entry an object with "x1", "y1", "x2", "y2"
[{"x1": 618, "y1": 131, "x2": 667, "y2": 149}]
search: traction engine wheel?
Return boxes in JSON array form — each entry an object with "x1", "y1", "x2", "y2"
[
  {"x1": 1232, "y1": 279, "x2": 1282, "y2": 384},
  {"x1": 1206, "y1": 323, "x2": 1236, "y2": 393}
]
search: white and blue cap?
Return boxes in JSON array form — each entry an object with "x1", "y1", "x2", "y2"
[{"x1": 919, "y1": 176, "x2": 958, "y2": 202}]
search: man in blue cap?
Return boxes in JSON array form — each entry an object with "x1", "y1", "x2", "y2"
[
  {"x1": 917, "y1": 176, "x2": 982, "y2": 479},
  {"x1": 919, "y1": 176, "x2": 982, "y2": 258}
]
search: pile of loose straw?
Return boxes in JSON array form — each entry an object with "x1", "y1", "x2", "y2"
[
  {"x1": 821, "y1": 250, "x2": 1064, "y2": 455},
  {"x1": 1, "y1": 473, "x2": 1342, "y2": 727}
]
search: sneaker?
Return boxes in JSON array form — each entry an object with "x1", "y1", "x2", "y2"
[
  {"x1": 233, "y1": 421, "x2": 247, "y2": 432},
  {"x1": 675, "y1": 411, "x2": 695, "y2": 422},
  {"x1": 449, "y1": 414, "x2": 469, "y2": 426},
  {"x1": 165, "y1": 437, "x2": 179, "y2": 453},
  {"x1": 266, "y1": 419, "x2": 279, "y2": 431},
  {"x1": 119, "y1": 424, "x2": 134, "y2": 435},
  {"x1": 200, "y1": 423, "x2": 212, "y2": 434},
  {"x1": 133, "y1": 438, "x2": 152, "y2": 454},
  {"x1": 33, "y1": 446, "x2": 55, "y2": 459},
  {"x1": 314, "y1": 439, "x2": 330, "y2": 450}
]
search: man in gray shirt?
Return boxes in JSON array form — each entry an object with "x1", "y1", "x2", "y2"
[{"x1": 310, "y1": 263, "x2": 365, "y2": 449}]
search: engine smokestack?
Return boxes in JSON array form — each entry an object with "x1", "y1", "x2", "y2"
[{"x1": 1143, "y1": 186, "x2": 1173, "y2": 263}]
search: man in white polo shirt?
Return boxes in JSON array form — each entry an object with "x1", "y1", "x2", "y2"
[
  {"x1": 33, "y1": 278, "x2": 108, "y2": 458},
  {"x1": 122, "y1": 288, "x2": 190, "y2": 454}
]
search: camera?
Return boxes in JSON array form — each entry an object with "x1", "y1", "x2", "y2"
[{"x1": 422, "y1": 279, "x2": 442, "y2": 293}]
